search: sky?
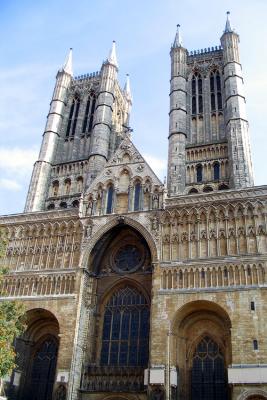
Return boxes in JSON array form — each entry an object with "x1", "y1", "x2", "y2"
[{"x1": 0, "y1": 0, "x2": 266, "y2": 215}]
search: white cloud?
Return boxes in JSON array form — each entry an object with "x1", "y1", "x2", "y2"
[
  {"x1": 0, "y1": 178, "x2": 22, "y2": 191},
  {"x1": 143, "y1": 153, "x2": 167, "y2": 180},
  {"x1": 0, "y1": 147, "x2": 38, "y2": 175}
]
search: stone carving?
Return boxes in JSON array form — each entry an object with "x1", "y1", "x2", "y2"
[
  {"x1": 136, "y1": 164, "x2": 144, "y2": 172},
  {"x1": 163, "y1": 234, "x2": 170, "y2": 243},
  {"x1": 237, "y1": 226, "x2": 245, "y2": 236},
  {"x1": 247, "y1": 225, "x2": 255, "y2": 236},
  {"x1": 85, "y1": 224, "x2": 93, "y2": 238},
  {"x1": 258, "y1": 224, "x2": 266, "y2": 235},
  {"x1": 152, "y1": 194, "x2": 159, "y2": 209},
  {"x1": 151, "y1": 216, "x2": 159, "y2": 231},
  {"x1": 55, "y1": 385, "x2": 66, "y2": 400},
  {"x1": 209, "y1": 228, "x2": 217, "y2": 239},
  {"x1": 200, "y1": 230, "x2": 207, "y2": 239}
]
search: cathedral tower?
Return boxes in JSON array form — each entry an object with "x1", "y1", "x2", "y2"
[
  {"x1": 25, "y1": 43, "x2": 131, "y2": 212},
  {"x1": 167, "y1": 13, "x2": 254, "y2": 196}
]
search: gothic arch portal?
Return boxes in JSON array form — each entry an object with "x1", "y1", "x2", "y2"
[
  {"x1": 171, "y1": 300, "x2": 232, "y2": 400},
  {"x1": 10, "y1": 308, "x2": 60, "y2": 400},
  {"x1": 80, "y1": 219, "x2": 153, "y2": 395}
]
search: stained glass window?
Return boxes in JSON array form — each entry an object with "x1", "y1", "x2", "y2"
[
  {"x1": 100, "y1": 286, "x2": 149, "y2": 367},
  {"x1": 191, "y1": 336, "x2": 228, "y2": 400}
]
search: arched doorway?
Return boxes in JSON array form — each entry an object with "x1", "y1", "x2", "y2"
[
  {"x1": 28, "y1": 335, "x2": 58, "y2": 400},
  {"x1": 82, "y1": 223, "x2": 152, "y2": 395},
  {"x1": 172, "y1": 300, "x2": 231, "y2": 400},
  {"x1": 8, "y1": 309, "x2": 59, "y2": 400}
]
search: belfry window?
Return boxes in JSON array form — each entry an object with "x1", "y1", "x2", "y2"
[
  {"x1": 66, "y1": 96, "x2": 80, "y2": 137},
  {"x1": 106, "y1": 185, "x2": 114, "y2": 214},
  {"x1": 191, "y1": 336, "x2": 228, "y2": 400},
  {"x1": 82, "y1": 92, "x2": 96, "y2": 133},
  {"x1": 192, "y1": 77, "x2": 196, "y2": 95},
  {"x1": 134, "y1": 182, "x2": 141, "y2": 211},
  {"x1": 198, "y1": 95, "x2": 203, "y2": 114},
  {"x1": 191, "y1": 73, "x2": 203, "y2": 115},
  {"x1": 100, "y1": 286, "x2": 150, "y2": 367},
  {"x1": 210, "y1": 71, "x2": 222, "y2": 112}
]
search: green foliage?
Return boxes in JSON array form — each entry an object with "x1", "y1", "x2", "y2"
[{"x1": 0, "y1": 230, "x2": 26, "y2": 379}]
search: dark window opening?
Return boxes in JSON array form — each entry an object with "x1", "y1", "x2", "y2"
[
  {"x1": 72, "y1": 200, "x2": 79, "y2": 208},
  {"x1": 214, "y1": 163, "x2": 220, "y2": 180},
  {"x1": 198, "y1": 95, "x2": 203, "y2": 114},
  {"x1": 192, "y1": 77, "x2": 196, "y2": 95},
  {"x1": 100, "y1": 286, "x2": 150, "y2": 367},
  {"x1": 203, "y1": 186, "x2": 213, "y2": 193},
  {"x1": 217, "y1": 92, "x2": 222, "y2": 110},
  {"x1": 189, "y1": 188, "x2": 198, "y2": 194},
  {"x1": 134, "y1": 182, "x2": 141, "y2": 211},
  {"x1": 253, "y1": 339, "x2": 258, "y2": 350},
  {"x1": 66, "y1": 100, "x2": 75, "y2": 137},
  {"x1": 198, "y1": 78, "x2": 202, "y2": 94},
  {"x1": 211, "y1": 93, "x2": 216, "y2": 111},
  {"x1": 192, "y1": 96, "x2": 196, "y2": 115},
  {"x1": 82, "y1": 96, "x2": 91, "y2": 133},
  {"x1": 251, "y1": 301, "x2": 255, "y2": 311},
  {"x1": 196, "y1": 165, "x2": 203, "y2": 183},
  {"x1": 59, "y1": 202, "x2": 67, "y2": 209},
  {"x1": 210, "y1": 75, "x2": 214, "y2": 92},
  {"x1": 106, "y1": 185, "x2": 114, "y2": 214},
  {"x1": 216, "y1": 73, "x2": 221, "y2": 91},
  {"x1": 71, "y1": 98, "x2": 80, "y2": 136},
  {"x1": 47, "y1": 203, "x2": 55, "y2": 210}
]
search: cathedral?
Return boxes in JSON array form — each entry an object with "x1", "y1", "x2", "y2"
[{"x1": 1, "y1": 12, "x2": 267, "y2": 400}]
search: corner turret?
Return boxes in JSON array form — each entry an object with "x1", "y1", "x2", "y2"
[{"x1": 167, "y1": 25, "x2": 187, "y2": 196}]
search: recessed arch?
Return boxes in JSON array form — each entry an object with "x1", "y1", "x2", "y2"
[
  {"x1": 171, "y1": 300, "x2": 231, "y2": 400},
  {"x1": 10, "y1": 308, "x2": 60, "y2": 400},
  {"x1": 81, "y1": 216, "x2": 158, "y2": 269}
]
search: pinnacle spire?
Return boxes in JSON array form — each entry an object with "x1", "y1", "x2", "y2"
[
  {"x1": 124, "y1": 74, "x2": 132, "y2": 102},
  {"x1": 224, "y1": 11, "x2": 233, "y2": 33},
  {"x1": 62, "y1": 48, "x2": 73, "y2": 76},
  {"x1": 173, "y1": 24, "x2": 183, "y2": 48},
  {"x1": 108, "y1": 40, "x2": 118, "y2": 68}
]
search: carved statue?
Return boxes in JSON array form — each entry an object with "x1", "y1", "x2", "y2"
[
  {"x1": 152, "y1": 194, "x2": 159, "y2": 209},
  {"x1": 86, "y1": 199, "x2": 93, "y2": 215},
  {"x1": 85, "y1": 224, "x2": 92, "y2": 238}
]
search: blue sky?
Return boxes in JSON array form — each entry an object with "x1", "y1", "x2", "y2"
[{"x1": 0, "y1": 0, "x2": 266, "y2": 215}]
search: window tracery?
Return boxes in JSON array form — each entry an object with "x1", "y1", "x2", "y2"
[
  {"x1": 191, "y1": 336, "x2": 227, "y2": 400},
  {"x1": 100, "y1": 286, "x2": 149, "y2": 367}
]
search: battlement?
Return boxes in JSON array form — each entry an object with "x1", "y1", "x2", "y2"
[
  {"x1": 74, "y1": 71, "x2": 100, "y2": 81},
  {"x1": 187, "y1": 45, "x2": 223, "y2": 61}
]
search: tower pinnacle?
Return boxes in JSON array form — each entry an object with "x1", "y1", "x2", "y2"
[
  {"x1": 224, "y1": 11, "x2": 233, "y2": 33},
  {"x1": 108, "y1": 40, "x2": 118, "y2": 68},
  {"x1": 124, "y1": 74, "x2": 132, "y2": 103},
  {"x1": 62, "y1": 48, "x2": 73, "y2": 76},
  {"x1": 173, "y1": 24, "x2": 183, "y2": 48}
]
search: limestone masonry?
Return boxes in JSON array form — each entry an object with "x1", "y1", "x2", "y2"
[{"x1": 1, "y1": 13, "x2": 267, "y2": 400}]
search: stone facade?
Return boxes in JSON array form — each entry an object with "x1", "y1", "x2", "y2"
[{"x1": 1, "y1": 14, "x2": 267, "y2": 400}]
